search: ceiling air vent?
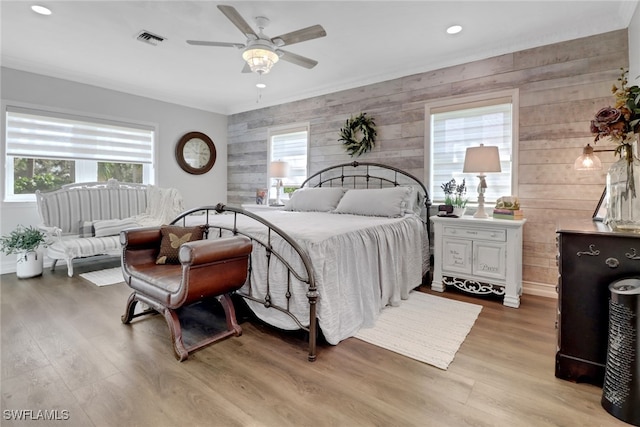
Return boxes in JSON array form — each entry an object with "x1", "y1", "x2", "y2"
[{"x1": 136, "y1": 30, "x2": 165, "y2": 46}]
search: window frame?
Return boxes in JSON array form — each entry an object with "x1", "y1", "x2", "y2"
[
  {"x1": 3, "y1": 102, "x2": 157, "y2": 202},
  {"x1": 424, "y1": 89, "x2": 519, "y2": 206},
  {"x1": 267, "y1": 122, "x2": 310, "y2": 201}
]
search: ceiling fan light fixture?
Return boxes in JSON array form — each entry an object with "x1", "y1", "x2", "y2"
[{"x1": 242, "y1": 47, "x2": 279, "y2": 75}]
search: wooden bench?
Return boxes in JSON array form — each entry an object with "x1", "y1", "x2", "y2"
[{"x1": 120, "y1": 227, "x2": 253, "y2": 361}]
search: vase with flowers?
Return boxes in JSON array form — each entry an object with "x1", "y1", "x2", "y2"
[
  {"x1": 441, "y1": 178, "x2": 468, "y2": 216},
  {"x1": 590, "y1": 68, "x2": 640, "y2": 231}
]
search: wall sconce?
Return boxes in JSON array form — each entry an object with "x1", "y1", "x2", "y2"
[
  {"x1": 269, "y1": 160, "x2": 290, "y2": 206},
  {"x1": 463, "y1": 144, "x2": 502, "y2": 218},
  {"x1": 574, "y1": 143, "x2": 616, "y2": 171}
]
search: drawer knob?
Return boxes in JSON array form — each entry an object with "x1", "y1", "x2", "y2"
[
  {"x1": 605, "y1": 257, "x2": 619, "y2": 268},
  {"x1": 626, "y1": 248, "x2": 640, "y2": 260}
]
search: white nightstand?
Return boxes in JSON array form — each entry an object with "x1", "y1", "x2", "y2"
[{"x1": 430, "y1": 215, "x2": 526, "y2": 308}]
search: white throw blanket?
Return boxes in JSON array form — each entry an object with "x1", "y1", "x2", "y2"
[
  {"x1": 190, "y1": 210, "x2": 429, "y2": 344},
  {"x1": 134, "y1": 185, "x2": 185, "y2": 226}
]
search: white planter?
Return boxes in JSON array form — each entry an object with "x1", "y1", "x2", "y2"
[
  {"x1": 453, "y1": 207, "x2": 467, "y2": 217},
  {"x1": 16, "y1": 249, "x2": 44, "y2": 279}
]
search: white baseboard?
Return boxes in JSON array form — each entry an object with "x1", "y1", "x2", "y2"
[{"x1": 523, "y1": 280, "x2": 557, "y2": 299}]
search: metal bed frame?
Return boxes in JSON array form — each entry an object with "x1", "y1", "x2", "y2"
[{"x1": 171, "y1": 161, "x2": 431, "y2": 362}]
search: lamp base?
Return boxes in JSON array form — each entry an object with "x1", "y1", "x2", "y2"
[
  {"x1": 274, "y1": 179, "x2": 283, "y2": 206},
  {"x1": 473, "y1": 209, "x2": 489, "y2": 219},
  {"x1": 473, "y1": 191, "x2": 489, "y2": 218}
]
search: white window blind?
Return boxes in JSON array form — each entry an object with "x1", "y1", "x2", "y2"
[
  {"x1": 270, "y1": 129, "x2": 308, "y2": 186},
  {"x1": 6, "y1": 107, "x2": 154, "y2": 164},
  {"x1": 430, "y1": 101, "x2": 513, "y2": 204}
]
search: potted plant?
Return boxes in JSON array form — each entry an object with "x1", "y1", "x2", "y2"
[
  {"x1": 0, "y1": 225, "x2": 48, "y2": 278},
  {"x1": 441, "y1": 178, "x2": 468, "y2": 216}
]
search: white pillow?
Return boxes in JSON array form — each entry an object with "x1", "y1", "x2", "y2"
[
  {"x1": 333, "y1": 187, "x2": 411, "y2": 217},
  {"x1": 404, "y1": 186, "x2": 425, "y2": 215},
  {"x1": 93, "y1": 218, "x2": 140, "y2": 237},
  {"x1": 283, "y1": 187, "x2": 347, "y2": 212}
]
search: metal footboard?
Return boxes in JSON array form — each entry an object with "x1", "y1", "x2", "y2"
[{"x1": 171, "y1": 203, "x2": 319, "y2": 361}]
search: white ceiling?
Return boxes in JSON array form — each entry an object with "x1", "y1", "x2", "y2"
[{"x1": 1, "y1": 1, "x2": 638, "y2": 115}]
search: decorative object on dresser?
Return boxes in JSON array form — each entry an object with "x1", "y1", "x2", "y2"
[
  {"x1": 462, "y1": 144, "x2": 502, "y2": 218},
  {"x1": 592, "y1": 188, "x2": 608, "y2": 221},
  {"x1": 555, "y1": 219, "x2": 640, "y2": 386},
  {"x1": 492, "y1": 209, "x2": 524, "y2": 220},
  {"x1": 440, "y1": 178, "x2": 468, "y2": 217},
  {"x1": 582, "y1": 69, "x2": 640, "y2": 231},
  {"x1": 431, "y1": 215, "x2": 526, "y2": 308},
  {"x1": 493, "y1": 195, "x2": 524, "y2": 219},
  {"x1": 255, "y1": 188, "x2": 267, "y2": 205}
]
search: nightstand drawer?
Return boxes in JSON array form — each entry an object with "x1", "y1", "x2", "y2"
[{"x1": 443, "y1": 226, "x2": 506, "y2": 242}]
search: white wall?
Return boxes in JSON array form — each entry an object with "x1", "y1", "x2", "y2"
[
  {"x1": 630, "y1": 1, "x2": 640, "y2": 85},
  {"x1": 0, "y1": 67, "x2": 227, "y2": 273}
]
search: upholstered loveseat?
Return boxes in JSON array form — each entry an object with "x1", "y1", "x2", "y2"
[{"x1": 36, "y1": 180, "x2": 184, "y2": 276}]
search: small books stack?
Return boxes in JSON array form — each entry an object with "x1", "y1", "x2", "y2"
[{"x1": 493, "y1": 208, "x2": 524, "y2": 220}]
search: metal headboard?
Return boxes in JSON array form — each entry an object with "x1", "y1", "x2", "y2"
[{"x1": 300, "y1": 161, "x2": 431, "y2": 234}]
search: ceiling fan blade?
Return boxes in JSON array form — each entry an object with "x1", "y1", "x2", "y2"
[
  {"x1": 278, "y1": 50, "x2": 318, "y2": 69},
  {"x1": 241, "y1": 62, "x2": 252, "y2": 73},
  {"x1": 217, "y1": 5, "x2": 257, "y2": 38},
  {"x1": 187, "y1": 40, "x2": 245, "y2": 49},
  {"x1": 271, "y1": 25, "x2": 326, "y2": 47}
]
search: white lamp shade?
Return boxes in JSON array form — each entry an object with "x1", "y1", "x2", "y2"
[
  {"x1": 270, "y1": 161, "x2": 290, "y2": 178},
  {"x1": 463, "y1": 144, "x2": 502, "y2": 173}
]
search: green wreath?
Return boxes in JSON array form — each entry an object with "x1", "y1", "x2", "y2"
[{"x1": 339, "y1": 112, "x2": 377, "y2": 157}]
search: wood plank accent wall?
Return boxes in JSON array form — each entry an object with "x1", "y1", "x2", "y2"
[{"x1": 227, "y1": 29, "x2": 629, "y2": 295}]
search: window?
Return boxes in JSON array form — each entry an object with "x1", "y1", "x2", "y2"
[
  {"x1": 267, "y1": 124, "x2": 309, "y2": 202},
  {"x1": 425, "y1": 90, "x2": 518, "y2": 205},
  {"x1": 5, "y1": 106, "x2": 155, "y2": 202}
]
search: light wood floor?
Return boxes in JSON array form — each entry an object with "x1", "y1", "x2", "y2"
[{"x1": 0, "y1": 260, "x2": 627, "y2": 427}]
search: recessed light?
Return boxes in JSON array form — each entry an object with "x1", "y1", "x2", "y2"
[
  {"x1": 31, "y1": 5, "x2": 52, "y2": 15},
  {"x1": 446, "y1": 25, "x2": 462, "y2": 35},
  {"x1": 256, "y1": 83, "x2": 266, "y2": 89}
]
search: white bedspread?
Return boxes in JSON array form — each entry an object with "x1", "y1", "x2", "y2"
[{"x1": 190, "y1": 210, "x2": 428, "y2": 345}]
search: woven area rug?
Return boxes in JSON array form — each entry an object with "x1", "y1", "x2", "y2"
[
  {"x1": 355, "y1": 291, "x2": 482, "y2": 370},
  {"x1": 79, "y1": 267, "x2": 124, "y2": 286}
]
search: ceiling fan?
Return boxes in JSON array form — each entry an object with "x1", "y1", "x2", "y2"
[{"x1": 187, "y1": 5, "x2": 326, "y2": 75}]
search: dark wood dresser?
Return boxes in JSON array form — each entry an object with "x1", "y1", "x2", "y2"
[{"x1": 556, "y1": 220, "x2": 640, "y2": 386}]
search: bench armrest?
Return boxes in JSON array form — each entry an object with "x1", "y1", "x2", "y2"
[
  {"x1": 120, "y1": 227, "x2": 162, "y2": 267},
  {"x1": 179, "y1": 236, "x2": 252, "y2": 266}
]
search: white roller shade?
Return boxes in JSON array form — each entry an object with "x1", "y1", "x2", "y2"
[
  {"x1": 6, "y1": 107, "x2": 154, "y2": 164},
  {"x1": 270, "y1": 129, "x2": 308, "y2": 185},
  {"x1": 431, "y1": 102, "x2": 512, "y2": 203}
]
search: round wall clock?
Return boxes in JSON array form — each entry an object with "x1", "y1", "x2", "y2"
[{"x1": 175, "y1": 131, "x2": 217, "y2": 175}]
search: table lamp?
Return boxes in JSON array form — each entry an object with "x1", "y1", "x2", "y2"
[
  {"x1": 463, "y1": 144, "x2": 502, "y2": 218},
  {"x1": 270, "y1": 160, "x2": 290, "y2": 206}
]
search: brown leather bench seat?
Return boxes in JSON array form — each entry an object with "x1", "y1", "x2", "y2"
[{"x1": 120, "y1": 226, "x2": 252, "y2": 361}]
